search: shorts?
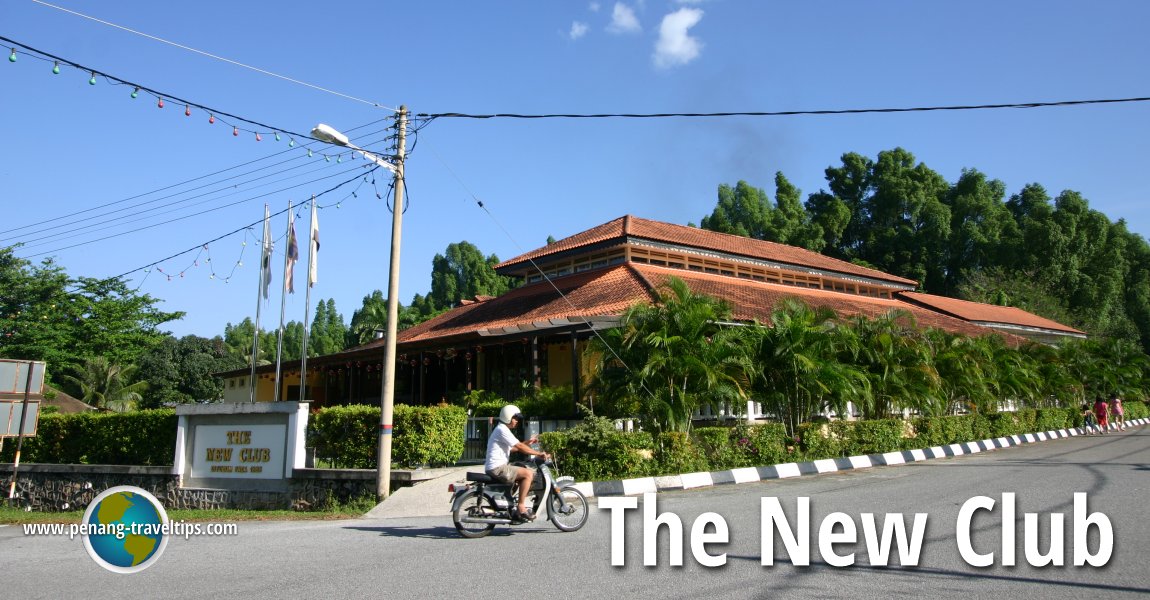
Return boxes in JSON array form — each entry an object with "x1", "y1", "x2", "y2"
[{"x1": 486, "y1": 464, "x2": 519, "y2": 484}]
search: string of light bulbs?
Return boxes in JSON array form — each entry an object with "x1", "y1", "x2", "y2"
[
  {"x1": 2, "y1": 36, "x2": 396, "y2": 156},
  {"x1": 112, "y1": 165, "x2": 382, "y2": 282}
]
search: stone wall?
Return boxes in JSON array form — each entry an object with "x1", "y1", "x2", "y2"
[{"x1": 0, "y1": 463, "x2": 403, "y2": 512}]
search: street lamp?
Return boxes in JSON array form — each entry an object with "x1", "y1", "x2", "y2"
[{"x1": 311, "y1": 106, "x2": 407, "y2": 500}]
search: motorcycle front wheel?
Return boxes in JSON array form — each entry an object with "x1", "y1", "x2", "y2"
[
  {"x1": 548, "y1": 487, "x2": 588, "y2": 532},
  {"x1": 453, "y1": 491, "x2": 498, "y2": 538}
]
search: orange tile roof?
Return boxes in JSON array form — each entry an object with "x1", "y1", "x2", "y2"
[
  {"x1": 632, "y1": 264, "x2": 1007, "y2": 340},
  {"x1": 353, "y1": 263, "x2": 1011, "y2": 353},
  {"x1": 496, "y1": 214, "x2": 918, "y2": 287},
  {"x1": 388, "y1": 265, "x2": 655, "y2": 347},
  {"x1": 898, "y1": 291, "x2": 1086, "y2": 335}
]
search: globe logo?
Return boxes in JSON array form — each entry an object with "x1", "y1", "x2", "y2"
[{"x1": 81, "y1": 486, "x2": 170, "y2": 573}]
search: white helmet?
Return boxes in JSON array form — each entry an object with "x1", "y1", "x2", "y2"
[{"x1": 498, "y1": 404, "x2": 523, "y2": 425}]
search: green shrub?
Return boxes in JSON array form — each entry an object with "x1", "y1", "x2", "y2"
[
  {"x1": 655, "y1": 432, "x2": 709, "y2": 474},
  {"x1": 308, "y1": 405, "x2": 378, "y2": 468},
  {"x1": 983, "y1": 412, "x2": 1019, "y2": 438},
  {"x1": 392, "y1": 405, "x2": 467, "y2": 467},
  {"x1": 0, "y1": 410, "x2": 177, "y2": 466},
  {"x1": 308, "y1": 404, "x2": 466, "y2": 468},
  {"x1": 796, "y1": 422, "x2": 844, "y2": 459},
  {"x1": 743, "y1": 423, "x2": 791, "y2": 466},
  {"x1": 539, "y1": 415, "x2": 651, "y2": 481},
  {"x1": 842, "y1": 419, "x2": 904, "y2": 456},
  {"x1": 1035, "y1": 408, "x2": 1074, "y2": 431},
  {"x1": 1122, "y1": 400, "x2": 1147, "y2": 420},
  {"x1": 692, "y1": 427, "x2": 734, "y2": 470},
  {"x1": 911, "y1": 415, "x2": 973, "y2": 447}
]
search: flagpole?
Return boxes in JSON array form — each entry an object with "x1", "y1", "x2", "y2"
[
  {"x1": 274, "y1": 200, "x2": 294, "y2": 402},
  {"x1": 300, "y1": 196, "x2": 317, "y2": 403},
  {"x1": 248, "y1": 204, "x2": 271, "y2": 403}
]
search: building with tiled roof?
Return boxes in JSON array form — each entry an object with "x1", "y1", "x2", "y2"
[{"x1": 218, "y1": 215, "x2": 1083, "y2": 407}]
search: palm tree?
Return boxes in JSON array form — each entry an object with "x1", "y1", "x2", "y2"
[
  {"x1": 62, "y1": 357, "x2": 148, "y2": 412},
  {"x1": 590, "y1": 277, "x2": 749, "y2": 434},
  {"x1": 847, "y1": 310, "x2": 942, "y2": 419},
  {"x1": 926, "y1": 329, "x2": 994, "y2": 414},
  {"x1": 745, "y1": 299, "x2": 870, "y2": 438}
]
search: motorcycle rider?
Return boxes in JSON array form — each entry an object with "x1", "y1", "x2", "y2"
[{"x1": 485, "y1": 404, "x2": 549, "y2": 522}]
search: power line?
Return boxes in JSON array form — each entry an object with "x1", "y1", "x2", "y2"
[
  {"x1": 104, "y1": 165, "x2": 384, "y2": 281},
  {"x1": 24, "y1": 164, "x2": 377, "y2": 259},
  {"x1": 2, "y1": 35, "x2": 322, "y2": 141},
  {"x1": 29, "y1": 0, "x2": 397, "y2": 111},
  {"x1": 420, "y1": 96, "x2": 1150, "y2": 120},
  {"x1": 4, "y1": 129, "x2": 394, "y2": 245},
  {"x1": 0, "y1": 118, "x2": 393, "y2": 237}
]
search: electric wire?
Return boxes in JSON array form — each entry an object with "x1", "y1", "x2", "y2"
[
  {"x1": 106, "y1": 165, "x2": 383, "y2": 281},
  {"x1": 5, "y1": 129, "x2": 394, "y2": 246},
  {"x1": 29, "y1": 0, "x2": 397, "y2": 111},
  {"x1": 420, "y1": 96, "x2": 1150, "y2": 120},
  {"x1": 12, "y1": 160, "x2": 380, "y2": 250},
  {"x1": 0, "y1": 117, "x2": 394, "y2": 237},
  {"x1": 24, "y1": 164, "x2": 376, "y2": 258},
  {"x1": 425, "y1": 145, "x2": 655, "y2": 400}
]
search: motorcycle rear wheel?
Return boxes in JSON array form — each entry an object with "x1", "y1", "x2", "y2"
[
  {"x1": 548, "y1": 487, "x2": 588, "y2": 532},
  {"x1": 453, "y1": 491, "x2": 499, "y2": 538}
]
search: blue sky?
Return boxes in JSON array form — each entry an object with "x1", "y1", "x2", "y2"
[{"x1": 2, "y1": 1, "x2": 1148, "y2": 340}]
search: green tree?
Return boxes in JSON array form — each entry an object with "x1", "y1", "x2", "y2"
[
  {"x1": 426, "y1": 241, "x2": 513, "y2": 313},
  {"x1": 591, "y1": 277, "x2": 749, "y2": 434},
  {"x1": 847, "y1": 310, "x2": 942, "y2": 418},
  {"x1": 137, "y1": 335, "x2": 241, "y2": 407},
  {"x1": 0, "y1": 248, "x2": 182, "y2": 378},
  {"x1": 744, "y1": 299, "x2": 869, "y2": 437},
  {"x1": 308, "y1": 299, "x2": 348, "y2": 356},
  {"x1": 700, "y1": 181, "x2": 774, "y2": 240},
  {"x1": 347, "y1": 290, "x2": 389, "y2": 347},
  {"x1": 61, "y1": 357, "x2": 148, "y2": 412},
  {"x1": 223, "y1": 318, "x2": 276, "y2": 366},
  {"x1": 942, "y1": 169, "x2": 1018, "y2": 294}
]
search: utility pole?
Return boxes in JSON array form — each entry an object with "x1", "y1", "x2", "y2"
[
  {"x1": 377, "y1": 106, "x2": 407, "y2": 500},
  {"x1": 310, "y1": 109, "x2": 406, "y2": 501}
]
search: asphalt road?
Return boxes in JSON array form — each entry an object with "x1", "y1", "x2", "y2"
[{"x1": 3, "y1": 427, "x2": 1149, "y2": 599}]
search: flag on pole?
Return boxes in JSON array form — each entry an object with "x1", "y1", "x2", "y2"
[
  {"x1": 308, "y1": 201, "x2": 320, "y2": 287},
  {"x1": 260, "y1": 207, "x2": 273, "y2": 299},
  {"x1": 285, "y1": 211, "x2": 298, "y2": 294}
]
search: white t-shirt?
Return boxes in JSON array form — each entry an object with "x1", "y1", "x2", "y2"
[{"x1": 484, "y1": 423, "x2": 520, "y2": 472}]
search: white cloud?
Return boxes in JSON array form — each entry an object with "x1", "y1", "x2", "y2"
[
  {"x1": 607, "y1": 3, "x2": 642, "y2": 34},
  {"x1": 589, "y1": 2, "x2": 601, "y2": 11},
  {"x1": 653, "y1": 8, "x2": 704, "y2": 69},
  {"x1": 569, "y1": 21, "x2": 589, "y2": 40}
]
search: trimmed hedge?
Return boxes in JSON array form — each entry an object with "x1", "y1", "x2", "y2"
[
  {"x1": 541, "y1": 405, "x2": 1144, "y2": 482},
  {"x1": 540, "y1": 416, "x2": 654, "y2": 481},
  {"x1": 308, "y1": 404, "x2": 467, "y2": 468},
  {"x1": 0, "y1": 410, "x2": 177, "y2": 466}
]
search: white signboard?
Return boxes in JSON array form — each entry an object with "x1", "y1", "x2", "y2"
[
  {"x1": 2, "y1": 400, "x2": 40, "y2": 437},
  {"x1": 190, "y1": 424, "x2": 286, "y2": 479}
]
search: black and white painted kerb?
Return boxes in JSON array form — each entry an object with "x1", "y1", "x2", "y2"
[{"x1": 570, "y1": 418, "x2": 1149, "y2": 499}]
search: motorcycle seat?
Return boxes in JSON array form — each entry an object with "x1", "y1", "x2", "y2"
[{"x1": 466, "y1": 472, "x2": 500, "y2": 483}]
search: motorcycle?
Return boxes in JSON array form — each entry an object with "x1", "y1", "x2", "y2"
[{"x1": 449, "y1": 455, "x2": 589, "y2": 538}]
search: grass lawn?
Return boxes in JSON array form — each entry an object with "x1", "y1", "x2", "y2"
[{"x1": 0, "y1": 498, "x2": 377, "y2": 525}]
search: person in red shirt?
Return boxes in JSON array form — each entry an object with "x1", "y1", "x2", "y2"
[{"x1": 1093, "y1": 396, "x2": 1111, "y2": 433}]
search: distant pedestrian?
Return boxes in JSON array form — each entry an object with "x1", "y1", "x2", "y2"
[
  {"x1": 1093, "y1": 396, "x2": 1111, "y2": 433},
  {"x1": 1081, "y1": 404, "x2": 1098, "y2": 434},
  {"x1": 1110, "y1": 395, "x2": 1125, "y2": 431}
]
